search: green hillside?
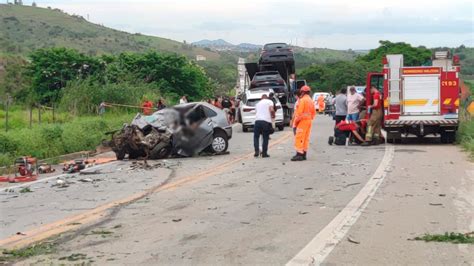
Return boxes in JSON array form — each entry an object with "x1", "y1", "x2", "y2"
[{"x1": 0, "y1": 4, "x2": 220, "y2": 60}]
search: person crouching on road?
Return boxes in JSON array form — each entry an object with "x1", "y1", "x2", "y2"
[
  {"x1": 253, "y1": 94, "x2": 275, "y2": 158},
  {"x1": 362, "y1": 86, "x2": 383, "y2": 146},
  {"x1": 291, "y1": 85, "x2": 316, "y2": 161}
]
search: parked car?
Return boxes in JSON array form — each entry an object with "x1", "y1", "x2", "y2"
[
  {"x1": 237, "y1": 89, "x2": 284, "y2": 132},
  {"x1": 109, "y1": 102, "x2": 232, "y2": 160}
]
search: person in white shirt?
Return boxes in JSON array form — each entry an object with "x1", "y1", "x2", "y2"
[
  {"x1": 179, "y1": 96, "x2": 188, "y2": 104},
  {"x1": 346, "y1": 87, "x2": 365, "y2": 121},
  {"x1": 253, "y1": 94, "x2": 275, "y2": 158}
]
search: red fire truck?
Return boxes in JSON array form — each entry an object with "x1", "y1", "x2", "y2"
[{"x1": 365, "y1": 51, "x2": 461, "y2": 143}]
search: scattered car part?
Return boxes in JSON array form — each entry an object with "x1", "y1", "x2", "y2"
[
  {"x1": 0, "y1": 157, "x2": 38, "y2": 183},
  {"x1": 38, "y1": 163, "x2": 56, "y2": 174},
  {"x1": 63, "y1": 159, "x2": 95, "y2": 173}
]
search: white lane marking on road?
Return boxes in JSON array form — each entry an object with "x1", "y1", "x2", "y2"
[
  {"x1": 286, "y1": 145, "x2": 395, "y2": 266},
  {"x1": 4, "y1": 161, "x2": 120, "y2": 191}
]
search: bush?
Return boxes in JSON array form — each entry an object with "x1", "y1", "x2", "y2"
[
  {"x1": 60, "y1": 80, "x2": 163, "y2": 115},
  {"x1": 458, "y1": 119, "x2": 474, "y2": 156}
]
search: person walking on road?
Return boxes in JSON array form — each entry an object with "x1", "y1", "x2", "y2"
[
  {"x1": 362, "y1": 86, "x2": 383, "y2": 146},
  {"x1": 253, "y1": 94, "x2": 275, "y2": 158},
  {"x1": 333, "y1": 88, "x2": 348, "y2": 125},
  {"x1": 221, "y1": 96, "x2": 232, "y2": 123},
  {"x1": 346, "y1": 86, "x2": 364, "y2": 121},
  {"x1": 317, "y1": 93, "x2": 325, "y2": 114},
  {"x1": 291, "y1": 85, "x2": 316, "y2": 161}
]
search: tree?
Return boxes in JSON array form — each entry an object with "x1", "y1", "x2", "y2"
[
  {"x1": 298, "y1": 40, "x2": 434, "y2": 93},
  {"x1": 28, "y1": 48, "x2": 103, "y2": 103},
  {"x1": 358, "y1": 40, "x2": 432, "y2": 68}
]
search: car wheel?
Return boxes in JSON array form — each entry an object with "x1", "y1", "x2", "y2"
[
  {"x1": 150, "y1": 142, "x2": 172, "y2": 159},
  {"x1": 210, "y1": 131, "x2": 228, "y2": 153},
  {"x1": 38, "y1": 169, "x2": 43, "y2": 174},
  {"x1": 277, "y1": 125, "x2": 284, "y2": 131},
  {"x1": 242, "y1": 125, "x2": 248, "y2": 132}
]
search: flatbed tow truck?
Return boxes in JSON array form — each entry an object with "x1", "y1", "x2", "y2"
[{"x1": 244, "y1": 59, "x2": 297, "y2": 125}]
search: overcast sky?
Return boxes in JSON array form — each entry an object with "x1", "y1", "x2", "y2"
[{"x1": 16, "y1": 0, "x2": 474, "y2": 49}]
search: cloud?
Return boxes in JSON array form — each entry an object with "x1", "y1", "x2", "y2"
[
  {"x1": 197, "y1": 21, "x2": 250, "y2": 31},
  {"x1": 23, "y1": 0, "x2": 474, "y2": 49},
  {"x1": 302, "y1": 18, "x2": 473, "y2": 35}
]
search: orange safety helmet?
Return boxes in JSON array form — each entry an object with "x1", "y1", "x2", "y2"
[{"x1": 300, "y1": 85, "x2": 311, "y2": 92}]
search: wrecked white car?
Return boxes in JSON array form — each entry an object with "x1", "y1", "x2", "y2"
[{"x1": 109, "y1": 102, "x2": 232, "y2": 160}]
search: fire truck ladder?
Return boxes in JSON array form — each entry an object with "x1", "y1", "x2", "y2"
[{"x1": 387, "y1": 55, "x2": 403, "y2": 115}]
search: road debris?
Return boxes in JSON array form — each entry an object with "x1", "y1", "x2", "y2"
[
  {"x1": 63, "y1": 159, "x2": 96, "y2": 173},
  {"x1": 59, "y1": 253, "x2": 88, "y2": 261},
  {"x1": 348, "y1": 236, "x2": 360, "y2": 244},
  {"x1": 299, "y1": 211, "x2": 309, "y2": 215},
  {"x1": 19, "y1": 187, "x2": 32, "y2": 193},
  {"x1": 438, "y1": 194, "x2": 446, "y2": 197},
  {"x1": 16, "y1": 232, "x2": 26, "y2": 236},
  {"x1": 429, "y1": 203, "x2": 443, "y2": 206},
  {"x1": 172, "y1": 218, "x2": 182, "y2": 222},
  {"x1": 344, "y1": 182, "x2": 361, "y2": 188},
  {"x1": 80, "y1": 170, "x2": 103, "y2": 175},
  {"x1": 52, "y1": 179, "x2": 73, "y2": 188},
  {"x1": 38, "y1": 163, "x2": 56, "y2": 174}
]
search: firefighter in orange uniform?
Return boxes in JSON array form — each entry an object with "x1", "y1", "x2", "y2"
[
  {"x1": 292, "y1": 85, "x2": 316, "y2": 161},
  {"x1": 317, "y1": 94, "x2": 325, "y2": 113}
]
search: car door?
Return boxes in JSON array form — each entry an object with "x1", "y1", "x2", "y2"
[{"x1": 174, "y1": 105, "x2": 214, "y2": 156}]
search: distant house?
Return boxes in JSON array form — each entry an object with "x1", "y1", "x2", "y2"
[{"x1": 196, "y1": 55, "x2": 206, "y2": 61}]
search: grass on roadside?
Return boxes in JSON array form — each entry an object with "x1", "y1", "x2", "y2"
[
  {"x1": 0, "y1": 242, "x2": 56, "y2": 263},
  {"x1": 413, "y1": 232, "x2": 474, "y2": 244},
  {"x1": 0, "y1": 112, "x2": 133, "y2": 167},
  {"x1": 458, "y1": 118, "x2": 474, "y2": 157}
]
